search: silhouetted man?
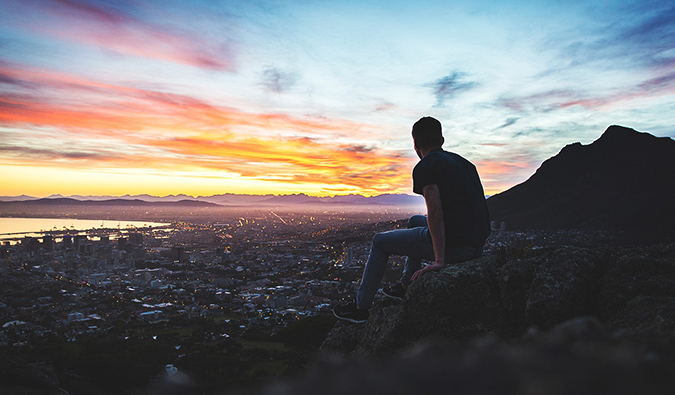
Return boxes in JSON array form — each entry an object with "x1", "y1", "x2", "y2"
[{"x1": 333, "y1": 116, "x2": 490, "y2": 323}]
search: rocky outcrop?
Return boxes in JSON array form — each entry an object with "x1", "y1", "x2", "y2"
[
  {"x1": 355, "y1": 258, "x2": 505, "y2": 355},
  {"x1": 322, "y1": 244, "x2": 675, "y2": 356},
  {"x1": 523, "y1": 247, "x2": 602, "y2": 329},
  {"x1": 260, "y1": 317, "x2": 675, "y2": 395},
  {"x1": 0, "y1": 353, "x2": 69, "y2": 395},
  {"x1": 597, "y1": 245, "x2": 675, "y2": 320}
]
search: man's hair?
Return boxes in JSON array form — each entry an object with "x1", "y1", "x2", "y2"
[{"x1": 412, "y1": 116, "x2": 443, "y2": 149}]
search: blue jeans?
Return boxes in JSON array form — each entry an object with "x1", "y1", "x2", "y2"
[{"x1": 356, "y1": 215, "x2": 483, "y2": 308}]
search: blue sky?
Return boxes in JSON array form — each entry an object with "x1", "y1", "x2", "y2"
[{"x1": 1, "y1": 0, "x2": 673, "y2": 196}]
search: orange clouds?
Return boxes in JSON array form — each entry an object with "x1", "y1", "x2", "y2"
[{"x1": 0, "y1": 63, "x2": 414, "y2": 195}]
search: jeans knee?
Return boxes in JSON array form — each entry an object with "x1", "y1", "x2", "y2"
[
  {"x1": 372, "y1": 232, "x2": 386, "y2": 247},
  {"x1": 407, "y1": 215, "x2": 427, "y2": 229}
]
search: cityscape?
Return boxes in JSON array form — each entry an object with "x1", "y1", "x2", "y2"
[{"x1": 0, "y1": 207, "x2": 617, "y2": 394}]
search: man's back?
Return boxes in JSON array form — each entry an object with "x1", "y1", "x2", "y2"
[{"x1": 412, "y1": 148, "x2": 490, "y2": 248}]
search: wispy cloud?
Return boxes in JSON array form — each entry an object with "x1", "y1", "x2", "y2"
[
  {"x1": 494, "y1": 117, "x2": 519, "y2": 130},
  {"x1": 0, "y1": 144, "x2": 123, "y2": 162},
  {"x1": 260, "y1": 66, "x2": 298, "y2": 93},
  {"x1": 498, "y1": 90, "x2": 578, "y2": 113},
  {"x1": 549, "y1": 3, "x2": 675, "y2": 73},
  {"x1": 498, "y1": 64, "x2": 675, "y2": 114},
  {"x1": 7, "y1": 0, "x2": 234, "y2": 70},
  {"x1": 427, "y1": 72, "x2": 477, "y2": 106},
  {"x1": 3, "y1": 1, "x2": 673, "y2": 197},
  {"x1": 619, "y1": 4, "x2": 675, "y2": 68},
  {"x1": 0, "y1": 63, "x2": 414, "y2": 195}
]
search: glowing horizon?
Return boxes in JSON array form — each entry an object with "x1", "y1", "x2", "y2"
[{"x1": 1, "y1": 0, "x2": 674, "y2": 198}]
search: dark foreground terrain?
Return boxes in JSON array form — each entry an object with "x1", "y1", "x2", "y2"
[
  {"x1": 2, "y1": 242, "x2": 674, "y2": 395},
  {"x1": 254, "y1": 243, "x2": 675, "y2": 395}
]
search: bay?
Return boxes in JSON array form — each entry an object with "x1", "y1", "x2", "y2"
[{"x1": 0, "y1": 217, "x2": 169, "y2": 240}]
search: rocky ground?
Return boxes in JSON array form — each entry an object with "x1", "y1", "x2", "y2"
[
  {"x1": 0, "y1": 352, "x2": 69, "y2": 395},
  {"x1": 4, "y1": 243, "x2": 674, "y2": 394},
  {"x1": 252, "y1": 243, "x2": 675, "y2": 395}
]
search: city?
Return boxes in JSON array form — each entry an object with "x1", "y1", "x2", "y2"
[{"x1": 0, "y1": 209, "x2": 619, "y2": 394}]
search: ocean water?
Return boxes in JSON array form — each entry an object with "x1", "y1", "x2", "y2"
[{"x1": 0, "y1": 217, "x2": 168, "y2": 241}]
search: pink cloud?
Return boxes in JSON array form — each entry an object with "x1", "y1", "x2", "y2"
[
  {"x1": 0, "y1": 63, "x2": 416, "y2": 194},
  {"x1": 17, "y1": 0, "x2": 234, "y2": 70},
  {"x1": 501, "y1": 68, "x2": 675, "y2": 113}
]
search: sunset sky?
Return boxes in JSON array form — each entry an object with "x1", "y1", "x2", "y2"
[{"x1": 1, "y1": 0, "x2": 674, "y2": 198}]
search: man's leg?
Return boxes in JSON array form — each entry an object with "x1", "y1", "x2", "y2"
[
  {"x1": 356, "y1": 224, "x2": 434, "y2": 309},
  {"x1": 400, "y1": 215, "x2": 430, "y2": 286}
]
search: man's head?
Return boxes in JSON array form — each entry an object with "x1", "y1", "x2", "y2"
[{"x1": 412, "y1": 116, "x2": 444, "y2": 158}]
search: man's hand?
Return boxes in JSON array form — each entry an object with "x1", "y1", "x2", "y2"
[{"x1": 411, "y1": 261, "x2": 444, "y2": 282}]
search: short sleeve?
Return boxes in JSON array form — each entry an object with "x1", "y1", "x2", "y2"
[{"x1": 412, "y1": 157, "x2": 437, "y2": 195}]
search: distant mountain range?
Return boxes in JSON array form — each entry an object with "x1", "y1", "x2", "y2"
[
  {"x1": 0, "y1": 193, "x2": 425, "y2": 207},
  {"x1": 0, "y1": 197, "x2": 220, "y2": 207},
  {"x1": 487, "y1": 125, "x2": 675, "y2": 240}
]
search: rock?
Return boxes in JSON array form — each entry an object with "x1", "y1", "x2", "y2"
[
  {"x1": 321, "y1": 320, "x2": 367, "y2": 355},
  {"x1": 395, "y1": 256, "x2": 504, "y2": 341},
  {"x1": 497, "y1": 257, "x2": 536, "y2": 332},
  {"x1": 607, "y1": 296, "x2": 675, "y2": 335},
  {"x1": 323, "y1": 256, "x2": 505, "y2": 355},
  {"x1": 0, "y1": 352, "x2": 69, "y2": 395},
  {"x1": 597, "y1": 247, "x2": 675, "y2": 320},
  {"x1": 524, "y1": 247, "x2": 603, "y2": 329},
  {"x1": 321, "y1": 244, "x2": 675, "y2": 357},
  {"x1": 260, "y1": 317, "x2": 675, "y2": 395}
]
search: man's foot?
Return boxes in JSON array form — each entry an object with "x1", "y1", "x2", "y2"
[
  {"x1": 332, "y1": 302, "x2": 369, "y2": 323},
  {"x1": 380, "y1": 283, "x2": 406, "y2": 302}
]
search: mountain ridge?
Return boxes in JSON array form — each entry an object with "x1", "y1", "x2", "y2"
[
  {"x1": 0, "y1": 193, "x2": 425, "y2": 207},
  {"x1": 0, "y1": 197, "x2": 221, "y2": 207},
  {"x1": 487, "y1": 125, "x2": 675, "y2": 239}
]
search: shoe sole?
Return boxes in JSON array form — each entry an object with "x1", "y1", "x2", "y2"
[
  {"x1": 379, "y1": 288, "x2": 404, "y2": 302},
  {"x1": 332, "y1": 309, "x2": 368, "y2": 324}
]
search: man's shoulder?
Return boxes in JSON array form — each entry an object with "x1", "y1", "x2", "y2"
[{"x1": 420, "y1": 149, "x2": 470, "y2": 167}]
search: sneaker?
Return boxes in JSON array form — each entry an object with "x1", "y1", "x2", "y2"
[
  {"x1": 380, "y1": 283, "x2": 406, "y2": 302},
  {"x1": 332, "y1": 302, "x2": 369, "y2": 323}
]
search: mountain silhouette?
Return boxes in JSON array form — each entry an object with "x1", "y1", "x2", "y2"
[
  {"x1": 487, "y1": 125, "x2": 675, "y2": 241},
  {"x1": 1, "y1": 198, "x2": 220, "y2": 207}
]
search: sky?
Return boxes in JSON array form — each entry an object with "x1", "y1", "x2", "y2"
[{"x1": 1, "y1": 0, "x2": 674, "y2": 198}]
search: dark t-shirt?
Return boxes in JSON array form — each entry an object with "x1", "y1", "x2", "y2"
[{"x1": 412, "y1": 148, "x2": 491, "y2": 248}]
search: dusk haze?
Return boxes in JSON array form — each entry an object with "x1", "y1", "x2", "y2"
[{"x1": 1, "y1": 0, "x2": 674, "y2": 198}]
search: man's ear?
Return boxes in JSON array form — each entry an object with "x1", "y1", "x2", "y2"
[{"x1": 440, "y1": 136, "x2": 445, "y2": 147}]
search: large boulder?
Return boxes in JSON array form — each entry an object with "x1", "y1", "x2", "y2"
[
  {"x1": 524, "y1": 247, "x2": 603, "y2": 329},
  {"x1": 497, "y1": 257, "x2": 536, "y2": 333},
  {"x1": 323, "y1": 256, "x2": 505, "y2": 355},
  {"x1": 322, "y1": 245, "x2": 674, "y2": 356}
]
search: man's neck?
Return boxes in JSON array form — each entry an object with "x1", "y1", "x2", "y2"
[{"x1": 420, "y1": 146, "x2": 442, "y2": 158}]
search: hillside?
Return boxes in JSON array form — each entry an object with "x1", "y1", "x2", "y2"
[{"x1": 486, "y1": 125, "x2": 675, "y2": 241}]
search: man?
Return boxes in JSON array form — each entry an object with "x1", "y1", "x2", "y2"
[{"x1": 333, "y1": 116, "x2": 490, "y2": 323}]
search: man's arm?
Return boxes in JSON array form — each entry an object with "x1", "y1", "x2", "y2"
[{"x1": 411, "y1": 184, "x2": 445, "y2": 282}]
